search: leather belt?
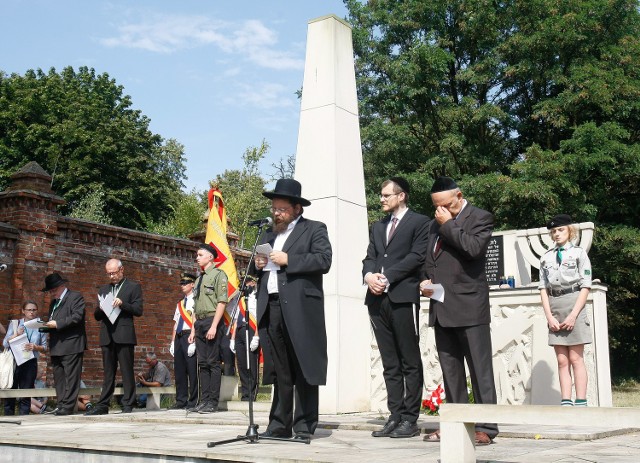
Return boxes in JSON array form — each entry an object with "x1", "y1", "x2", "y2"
[
  {"x1": 195, "y1": 313, "x2": 214, "y2": 320},
  {"x1": 268, "y1": 293, "x2": 280, "y2": 301},
  {"x1": 547, "y1": 285, "x2": 581, "y2": 297},
  {"x1": 176, "y1": 330, "x2": 191, "y2": 338}
]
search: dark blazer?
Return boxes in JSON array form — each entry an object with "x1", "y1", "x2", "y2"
[
  {"x1": 362, "y1": 209, "x2": 430, "y2": 306},
  {"x1": 422, "y1": 203, "x2": 494, "y2": 327},
  {"x1": 254, "y1": 217, "x2": 332, "y2": 386},
  {"x1": 48, "y1": 289, "x2": 87, "y2": 356},
  {"x1": 95, "y1": 279, "x2": 143, "y2": 346}
]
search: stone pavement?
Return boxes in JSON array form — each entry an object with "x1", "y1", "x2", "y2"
[{"x1": 0, "y1": 406, "x2": 639, "y2": 462}]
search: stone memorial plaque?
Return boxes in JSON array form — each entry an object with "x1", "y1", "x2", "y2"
[{"x1": 485, "y1": 235, "x2": 503, "y2": 286}]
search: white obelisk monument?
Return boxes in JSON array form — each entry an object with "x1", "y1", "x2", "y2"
[{"x1": 294, "y1": 15, "x2": 371, "y2": 413}]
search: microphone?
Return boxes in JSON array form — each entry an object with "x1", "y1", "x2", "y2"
[
  {"x1": 248, "y1": 217, "x2": 272, "y2": 227},
  {"x1": 0, "y1": 264, "x2": 7, "y2": 272}
]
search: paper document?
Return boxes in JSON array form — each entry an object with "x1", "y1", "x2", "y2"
[
  {"x1": 255, "y1": 243, "x2": 280, "y2": 272},
  {"x1": 8, "y1": 333, "x2": 35, "y2": 366},
  {"x1": 24, "y1": 318, "x2": 47, "y2": 330},
  {"x1": 420, "y1": 283, "x2": 445, "y2": 302},
  {"x1": 98, "y1": 293, "x2": 122, "y2": 324}
]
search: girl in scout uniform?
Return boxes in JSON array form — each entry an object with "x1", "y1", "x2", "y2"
[{"x1": 539, "y1": 214, "x2": 592, "y2": 407}]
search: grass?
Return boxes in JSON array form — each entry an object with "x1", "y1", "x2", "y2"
[{"x1": 613, "y1": 378, "x2": 640, "y2": 407}]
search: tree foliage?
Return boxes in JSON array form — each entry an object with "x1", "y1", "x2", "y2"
[
  {"x1": 0, "y1": 66, "x2": 187, "y2": 229},
  {"x1": 145, "y1": 189, "x2": 207, "y2": 239},
  {"x1": 213, "y1": 140, "x2": 271, "y2": 249},
  {"x1": 346, "y1": 0, "x2": 640, "y2": 376}
]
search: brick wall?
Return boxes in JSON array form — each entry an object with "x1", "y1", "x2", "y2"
[{"x1": 0, "y1": 162, "x2": 250, "y2": 387}]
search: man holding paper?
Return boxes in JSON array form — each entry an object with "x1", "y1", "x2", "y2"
[
  {"x1": 420, "y1": 177, "x2": 498, "y2": 445},
  {"x1": 363, "y1": 177, "x2": 430, "y2": 438},
  {"x1": 41, "y1": 273, "x2": 87, "y2": 416},
  {"x1": 86, "y1": 259, "x2": 143, "y2": 415}
]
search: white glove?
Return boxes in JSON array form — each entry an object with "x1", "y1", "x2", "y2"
[
  {"x1": 187, "y1": 342, "x2": 196, "y2": 357},
  {"x1": 169, "y1": 342, "x2": 175, "y2": 357},
  {"x1": 250, "y1": 335, "x2": 260, "y2": 352},
  {"x1": 229, "y1": 339, "x2": 236, "y2": 353}
]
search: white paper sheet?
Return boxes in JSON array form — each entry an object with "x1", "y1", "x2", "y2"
[
  {"x1": 24, "y1": 318, "x2": 47, "y2": 330},
  {"x1": 8, "y1": 333, "x2": 35, "y2": 366},
  {"x1": 420, "y1": 283, "x2": 445, "y2": 302},
  {"x1": 255, "y1": 243, "x2": 280, "y2": 271},
  {"x1": 98, "y1": 293, "x2": 122, "y2": 324}
]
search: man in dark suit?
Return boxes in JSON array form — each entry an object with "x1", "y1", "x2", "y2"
[
  {"x1": 420, "y1": 177, "x2": 498, "y2": 445},
  {"x1": 86, "y1": 258, "x2": 143, "y2": 415},
  {"x1": 363, "y1": 177, "x2": 430, "y2": 438},
  {"x1": 41, "y1": 273, "x2": 87, "y2": 416},
  {"x1": 253, "y1": 178, "x2": 332, "y2": 440}
]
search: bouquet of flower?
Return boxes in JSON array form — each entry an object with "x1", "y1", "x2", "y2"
[{"x1": 422, "y1": 384, "x2": 446, "y2": 415}]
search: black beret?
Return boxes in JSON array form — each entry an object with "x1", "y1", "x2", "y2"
[
  {"x1": 198, "y1": 243, "x2": 218, "y2": 258},
  {"x1": 430, "y1": 176, "x2": 459, "y2": 193},
  {"x1": 546, "y1": 214, "x2": 573, "y2": 229},
  {"x1": 180, "y1": 272, "x2": 196, "y2": 284},
  {"x1": 389, "y1": 176, "x2": 411, "y2": 194}
]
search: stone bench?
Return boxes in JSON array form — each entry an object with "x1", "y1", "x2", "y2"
[
  {"x1": 0, "y1": 386, "x2": 174, "y2": 411},
  {"x1": 438, "y1": 403, "x2": 640, "y2": 463}
]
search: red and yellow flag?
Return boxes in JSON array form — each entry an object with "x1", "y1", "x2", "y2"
[{"x1": 205, "y1": 188, "x2": 257, "y2": 331}]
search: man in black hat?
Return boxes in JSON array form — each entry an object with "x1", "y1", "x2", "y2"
[
  {"x1": 86, "y1": 258, "x2": 143, "y2": 415},
  {"x1": 420, "y1": 177, "x2": 498, "y2": 444},
  {"x1": 169, "y1": 272, "x2": 198, "y2": 410},
  {"x1": 252, "y1": 178, "x2": 332, "y2": 440},
  {"x1": 41, "y1": 273, "x2": 87, "y2": 415},
  {"x1": 187, "y1": 243, "x2": 228, "y2": 413},
  {"x1": 363, "y1": 177, "x2": 430, "y2": 438}
]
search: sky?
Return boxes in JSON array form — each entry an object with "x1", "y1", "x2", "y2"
[{"x1": 1, "y1": 0, "x2": 350, "y2": 192}]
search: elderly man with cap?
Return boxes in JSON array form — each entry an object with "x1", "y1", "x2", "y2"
[
  {"x1": 252, "y1": 178, "x2": 332, "y2": 440},
  {"x1": 86, "y1": 258, "x2": 143, "y2": 415},
  {"x1": 420, "y1": 177, "x2": 498, "y2": 445},
  {"x1": 169, "y1": 272, "x2": 198, "y2": 410},
  {"x1": 363, "y1": 177, "x2": 430, "y2": 438},
  {"x1": 187, "y1": 243, "x2": 228, "y2": 413},
  {"x1": 41, "y1": 273, "x2": 87, "y2": 416}
]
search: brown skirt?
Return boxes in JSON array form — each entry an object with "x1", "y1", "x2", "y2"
[{"x1": 548, "y1": 291, "x2": 592, "y2": 346}]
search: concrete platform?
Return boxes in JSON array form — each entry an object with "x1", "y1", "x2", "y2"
[{"x1": 1, "y1": 407, "x2": 639, "y2": 462}]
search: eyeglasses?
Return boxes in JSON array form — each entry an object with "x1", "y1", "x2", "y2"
[
  {"x1": 106, "y1": 270, "x2": 122, "y2": 276},
  {"x1": 24, "y1": 309, "x2": 38, "y2": 312},
  {"x1": 270, "y1": 206, "x2": 292, "y2": 214},
  {"x1": 380, "y1": 193, "x2": 399, "y2": 201}
]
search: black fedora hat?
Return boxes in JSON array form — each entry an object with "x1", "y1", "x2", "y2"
[
  {"x1": 41, "y1": 272, "x2": 68, "y2": 292},
  {"x1": 263, "y1": 178, "x2": 311, "y2": 207}
]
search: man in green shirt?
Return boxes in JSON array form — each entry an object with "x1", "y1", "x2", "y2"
[{"x1": 187, "y1": 243, "x2": 228, "y2": 413}]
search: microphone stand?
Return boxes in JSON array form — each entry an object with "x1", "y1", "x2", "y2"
[{"x1": 207, "y1": 221, "x2": 309, "y2": 447}]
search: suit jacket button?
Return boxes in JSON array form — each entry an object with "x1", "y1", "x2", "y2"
[{"x1": 384, "y1": 254, "x2": 388, "y2": 257}]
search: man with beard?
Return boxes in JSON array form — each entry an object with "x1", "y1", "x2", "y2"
[
  {"x1": 86, "y1": 259, "x2": 143, "y2": 415},
  {"x1": 252, "y1": 178, "x2": 332, "y2": 440}
]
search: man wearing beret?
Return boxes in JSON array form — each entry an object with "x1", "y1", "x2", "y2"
[
  {"x1": 86, "y1": 259, "x2": 143, "y2": 415},
  {"x1": 420, "y1": 177, "x2": 498, "y2": 444},
  {"x1": 187, "y1": 243, "x2": 228, "y2": 413},
  {"x1": 252, "y1": 178, "x2": 332, "y2": 441},
  {"x1": 363, "y1": 177, "x2": 430, "y2": 438},
  {"x1": 170, "y1": 272, "x2": 198, "y2": 410},
  {"x1": 41, "y1": 273, "x2": 87, "y2": 415}
]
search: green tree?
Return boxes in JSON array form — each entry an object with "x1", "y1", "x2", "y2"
[
  {"x1": 0, "y1": 66, "x2": 187, "y2": 229},
  {"x1": 213, "y1": 140, "x2": 271, "y2": 248},
  {"x1": 146, "y1": 189, "x2": 207, "y2": 239},
  {"x1": 346, "y1": 0, "x2": 640, "y2": 376}
]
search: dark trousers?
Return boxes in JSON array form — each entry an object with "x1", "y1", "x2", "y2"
[
  {"x1": 194, "y1": 317, "x2": 223, "y2": 406},
  {"x1": 266, "y1": 297, "x2": 318, "y2": 435},
  {"x1": 4, "y1": 357, "x2": 38, "y2": 415},
  {"x1": 434, "y1": 322, "x2": 499, "y2": 438},
  {"x1": 52, "y1": 352, "x2": 84, "y2": 412},
  {"x1": 174, "y1": 330, "x2": 198, "y2": 407},
  {"x1": 368, "y1": 295, "x2": 423, "y2": 423},
  {"x1": 236, "y1": 324, "x2": 258, "y2": 400},
  {"x1": 96, "y1": 343, "x2": 135, "y2": 409}
]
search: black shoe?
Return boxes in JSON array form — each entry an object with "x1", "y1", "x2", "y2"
[
  {"x1": 85, "y1": 406, "x2": 109, "y2": 416},
  {"x1": 170, "y1": 403, "x2": 187, "y2": 410},
  {"x1": 186, "y1": 402, "x2": 205, "y2": 412},
  {"x1": 122, "y1": 406, "x2": 133, "y2": 413},
  {"x1": 54, "y1": 408, "x2": 71, "y2": 416},
  {"x1": 260, "y1": 429, "x2": 293, "y2": 438},
  {"x1": 197, "y1": 403, "x2": 218, "y2": 414},
  {"x1": 371, "y1": 419, "x2": 399, "y2": 437},
  {"x1": 44, "y1": 407, "x2": 60, "y2": 415},
  {"x1": 294, "y1": 432, "x2": 311, "y2": 442},
  {"x1": 389, "y1": 420, "x2": 420, "y2": 438}
]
